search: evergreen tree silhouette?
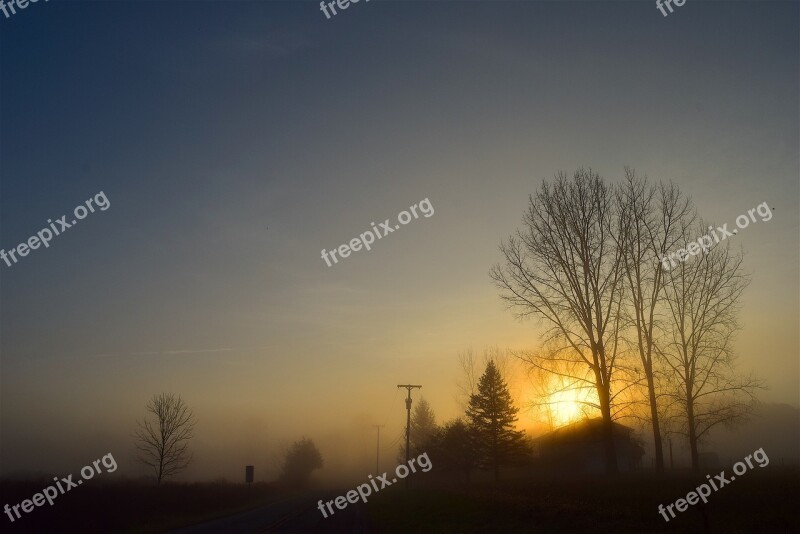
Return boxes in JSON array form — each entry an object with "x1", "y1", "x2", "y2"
[
  {"x1": 411, "y1": 398, "x2": 438, "y2": 455},
  {"x1": 466, "y1": 360, "x2": 526, "y2": 480}
]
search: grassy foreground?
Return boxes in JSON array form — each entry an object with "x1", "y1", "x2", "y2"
[{"x1": 365, "y1": 468, "x2": 800, "y2": 533}]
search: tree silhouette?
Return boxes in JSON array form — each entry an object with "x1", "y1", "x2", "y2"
[
  {"x1": 279, "y1": 437, "x2": 323, "y2": 488},
  {"x1": 659, "y1": 221, "x2": 762, "y2": 470},
  {"x1": 432, "y1": 418, "x2": 478, "y2": 483},
  {"x1": 491, "y1": 169, "x2": 626, "y2": 474},
  {"x1": 134, "y1": 392, "x2": 196, "y2": 484},
  {"x1": 466, "y1": 361, "x2": 526, "y2": 481},
  {"x1": 410, "y1": 398, "x2": 438, "y2": 455},
  {"x1": 455, "y1": 347, "x2": 517, "y2": 411},
  {"x1": 615, "y1": 169, "x2": 694, "y2": 472}
]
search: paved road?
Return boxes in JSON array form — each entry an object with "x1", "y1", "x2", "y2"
[{"x1": 170, "y1": 492, "x2": 368, "y2": 533}]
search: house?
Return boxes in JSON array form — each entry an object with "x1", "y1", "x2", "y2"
[{"x1": 533, "y1": 418, "x2": 645, "y2": 473}]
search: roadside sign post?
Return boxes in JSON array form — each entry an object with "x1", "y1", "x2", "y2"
[{"x1": 245, "y1": 465, "x2": 254, "y2": 497}]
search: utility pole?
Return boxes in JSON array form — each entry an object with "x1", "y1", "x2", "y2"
[
  {"x1": 397, "y1": 384, "x2": 422, "y2": 488},
  {"x1": 372, "y1": 424, "x2": 385, "y2": 474}
]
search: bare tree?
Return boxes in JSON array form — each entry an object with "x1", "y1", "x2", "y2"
[
  {"x1": 658, "y1": 223, "x2": 762, "y2": 470},
  {"x1": 455, "y1": 348, "x2": 481, "y2": 410},
  {"x1": 615, "y1": 169, "x2": 694, "y2": 471},
  {"x1": 491, "y1": 169, "x2": 626, "y2": 474},
  {"x1": 134, "y1": 392, "x2": 196, "y2": 484}
]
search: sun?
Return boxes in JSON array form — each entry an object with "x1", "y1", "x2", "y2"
[
  {"x1": 536, "y1": 374, "x2": 600, "y2": 428},
  {"x1": 519, "y1": 373, "x2": 601, "y2": 430},
  {"x1": 548, "y1": 388, "x2": 586, "y2": 427}
]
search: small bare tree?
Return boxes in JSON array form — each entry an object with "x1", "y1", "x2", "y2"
[{"x1": 134, "y1": 392, "x2": 196, "y2": 483}]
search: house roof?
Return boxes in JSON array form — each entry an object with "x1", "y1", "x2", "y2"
[{"x1": 534, "y1": 417, "x2": 635, "y2": 446}]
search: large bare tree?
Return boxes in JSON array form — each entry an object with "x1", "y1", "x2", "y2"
[
  {"x1": 134, "y1": 392, "x2": 197, "y2": 484},
  {"x1": 615, "y1": 169, "x2": 694, "y2": 472},
  {"x1": 658, "y1": 223, "x2": 761, "y2": 470},
  {"x1": 491, "y1": 169, "x2": 626, "y2": 474}
]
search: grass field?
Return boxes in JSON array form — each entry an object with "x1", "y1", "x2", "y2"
[
  {"x1": 365, "y1": 468, "x2": 800, "y2": 533},
  {"x1": 1, "y1": 468, "x2": 797, "y2": 532}
]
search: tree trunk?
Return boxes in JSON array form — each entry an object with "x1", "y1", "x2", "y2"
[
  {"x1": 687, "y1": 398, "x2": 699, "y2": 471},
  {"x1": 645, "y1": 366, "x2": 665, "y2": 472},
  {"x1": 492, "y1": 432, "x2": 499, "y2": 482},
  {"x1": 493, "y1": 447, "x2": 499, "y2": 482},
  {"x1": 598, "y1": 384, "x2": 619, "y2": 475}
]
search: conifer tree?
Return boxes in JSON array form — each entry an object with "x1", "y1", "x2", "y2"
[
  {"x1": 433, "y1": 418, "x2": 478, "y2": 483},
  {"x1": 410, "y1": 398, "x2": 438, "y2": 455},
  {"x1": 466, "y1": 360, "x2": 526, "y2": 480}
]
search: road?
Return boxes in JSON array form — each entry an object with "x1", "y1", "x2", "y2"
[{"x1": 170, "y1": 492, "x2": 368, "y2": 533}]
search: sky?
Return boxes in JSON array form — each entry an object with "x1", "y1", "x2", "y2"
[{"x1": 1, "y1": 0, "x2": 798, "y2": 482}]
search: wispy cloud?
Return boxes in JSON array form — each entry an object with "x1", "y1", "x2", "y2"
[
  {"x1": 91, "y1": 348, "x2": 238, "y2": 359},
  {"x1": 130, "y1": 348, "x2": 236, "y2": 356}
]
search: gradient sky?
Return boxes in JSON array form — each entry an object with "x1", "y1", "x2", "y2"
[{"x1": 1, "y1": 0, "x2": 798, "y2": 481}]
